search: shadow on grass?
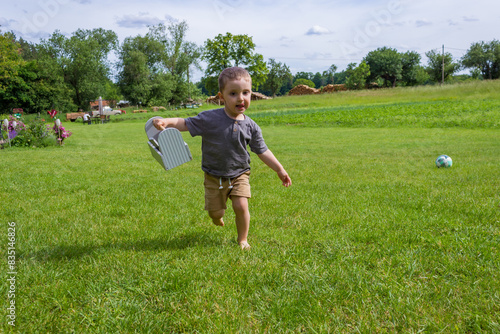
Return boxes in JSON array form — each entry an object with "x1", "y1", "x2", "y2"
[{"x1": 23, "y1": 231, "x2": 223, "y2": 262}]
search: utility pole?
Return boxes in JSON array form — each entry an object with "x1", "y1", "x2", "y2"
[{"x1": 442, "y1": 44, "x2": 445, "y2": 84}]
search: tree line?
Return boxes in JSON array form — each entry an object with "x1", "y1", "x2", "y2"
[{"x1": 1, "y1": 21, "x2": 498, "y2": 113}]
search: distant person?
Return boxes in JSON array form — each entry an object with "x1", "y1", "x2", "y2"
[
  {"x1": 83, "y1": 113, "x2": 91, "y2": 125},
  {"x1": 154, "y1": 67, "x2": 291, "y2": 249}
]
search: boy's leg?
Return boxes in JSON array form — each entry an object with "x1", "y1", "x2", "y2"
[
  {"x1": 208, "y1": 209, "x2": 225, "y2": 226},
  {"x1": 204, "y1": 173, "x2": 226, "y2": 226},
  {"x1": 231, "y1": 196, "x2": 251, "y2": 249}
]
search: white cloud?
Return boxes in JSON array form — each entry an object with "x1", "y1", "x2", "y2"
[
  {"x1": 116, "y1": 13, "x2": 165, "y2": 28},
  {"x1": 278, "y1": 36, "x2": 293, "y2": 47},
  {"x1": 305, "y1": 25, "x2": 331, "y2": 36},
  {"x1": 415, "y1": 19, "x2": 432, "y2": 27},
  {"x1": 462, "y1": 16, "x2": 479, "y2": 22},
  {"x1": 0, "y1": 17, "x2": 16, "y2": 28}
]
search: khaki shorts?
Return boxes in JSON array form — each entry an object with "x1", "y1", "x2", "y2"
[{"x1": 204, "y1": 171, "x2": 251, "y2": 211}]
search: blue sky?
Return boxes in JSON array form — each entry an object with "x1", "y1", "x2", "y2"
[{"x1": 1, "y1": 0, "x2": 498, "y2": 81}]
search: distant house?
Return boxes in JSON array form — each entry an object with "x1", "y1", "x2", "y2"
[{"x1": 89, "y1": 99, "x2": 111, "y2": 110}]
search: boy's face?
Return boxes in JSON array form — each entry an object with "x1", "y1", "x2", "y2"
[{"x1": 220, "y1": 77, "x2": 252, "y2": 120}]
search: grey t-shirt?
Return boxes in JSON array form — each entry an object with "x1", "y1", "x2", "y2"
[{"x1": 185, "y1": 108, "x2": 268, "y2": 178}]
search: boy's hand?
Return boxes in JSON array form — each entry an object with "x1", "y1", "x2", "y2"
[
  {"x1": 257, "y1": 150, "x2": 292, "y2": 187},
  {"x1": 152, "y1": 118, "x2": 188, "y2": 132},
  {"x1": 153, "y1": 118, "x2": 167, "y2": 130},
  {"x1": 278, "y1": 170, "x2": 292, "y2": 187}
]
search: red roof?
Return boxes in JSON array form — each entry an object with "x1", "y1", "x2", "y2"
[{"x1": 89, "y1": 100, "x2": 111, "y2": 109}]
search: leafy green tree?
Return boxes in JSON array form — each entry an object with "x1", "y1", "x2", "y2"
[
  {"x1": 400, "y1": 51, "x2": 423, "y2": 86},
  {"x1": 149, "y1": 72, "x2": 177, "y2": 106},
  {"x1": 334, "y1": 69, "x2": 348, "y2": 85},
  {"x1": 103, "y1": 80, "x2": 121, "y2": 107},
  {"x1": 323, "y1": 64, "x2": 337, "y2": 85},
  {"x1": 117, "y1": 22, "x2": 201, "y2": 105},
  {"x1": 262, "y1": 58, "x2": 292, "y2": 97},
  {"x1": 312, "y1": 72, "x2": 324, "y2": 88},
  {"x1": 23, "y1": 38, "x2": 75, "y2": 113},
  {"x1": 246, "y1": 53, "x2": 268, "y2": 91},
  {"x1": 461, "y1": 40, "x2": 500, "y2": 80},
  {"x1": 196, "y1": 76, "x2": 215, "y2": 96},
  {"x1": 425, "y1": 49, "x2": 460, "y2": 83},
  {"x1": 146, "y1": 22, "x2": 203, "y2": 81},
  {"x1": 414, "y1": 66, "x2": 431, "y2": 85},
  {"x1": 118, "y1": 40, "x2": 176, "y2": 106},
  {"x1": 117, "y1": 48, "x2": 153, "y2": 105},
  {"x1": 293, "y1": 78, "x2": 315, "y2": 88},
  {"x1": 1, "y1": 31, "x2": 71, "y2": 113},
  {"x1": 345, "y1": 61, "x2": 370, "y2": 90},
  {"x1": 146, "y1": 21, "x2": 192, "y2": 105},
  {"x1": 0, "y1": 31, "x2": 28, "y2": 111},
  {"x1": 202, "y1": 33, "x2": 268, "y2": 93},
  {"x1": 148, "y1": 22, "x2": 187, "y2": 75},
  {"x1": 294, "y1": 72, "x2": 314, "y2": 81},
  {"x1": 178, "y1": 41, "x2": 203, "y2": 98},
  {"x1": 279, "y1": 74, "x2": 294, "y2": 96},
  {"x1": 364, "y1": 47, "x2": 402, "y2": 87},
  {"x1": 39, "y1": 28, "x2": 118, "y2": 110}
]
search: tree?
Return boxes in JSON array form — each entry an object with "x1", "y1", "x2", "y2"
[
  {"x1": 364, "y1": 47, "x2": 402, "y2": 87},
  {"x1": 262, "y1": 59, "x2": 292, "y2": 97},
  {"x1": 400, "y1": 51, "x2": 423, "y2": 86},
  {"x1": 178, "y1": 41, "x2": 203, "y2": 98},
  {"x1": 117, "y1": 22, "x2": 202, "y2": 105},
  {"x1": 334, "y1": 70, "x2": 348, "y2": 85},
  {"x1": 323, "y1": 64, "x2": 337, "y2": 85},
  {"x1": 462, "y1": 40, "x2": 500, "y2": 80},
  {"x1": 202, "y1": 33, "x2": 268, "y2": 93},
  {"x1": 293, "y1": 78, "x2": 315, "y2": 88},
  {"x1": 147, "y1": 22, "x2": 203, "y2": 103},
  {"x1": 413, "y1": 66, "x2": 431, "y2": 85},
  {"x1": 425, "y1": 49, "x2": 460, "y2": 83},
  {"x1": 146, "y1": 22, "x2": 203, "y2": 80},
  {"x1": 279, "y1": 74, "x2": 294, "y2": 96},
  {"x1": 118, "y1": 48, "x2": 152, "y2": 105},
  {"x1": 25, "y1": 38, "x2": 75, "y2": 113},
  {"x1": 103, "y1": 80, "x2": 121, "y2": 107},
  {"x1": 0, "y1": 31, "x2": 72, "y2": 113},
  {"x1": 246, "y1": 53, "x2": 268, "y2": 91},
  {"x1": 117, "y1": 37, "x2": 175, "y2": 106},
  {"x1": 39, "y1": 28, "x2": 118, "y2": 110},
  {"x1": 294, "y1": 72, "x2": 314, "y2": 81},
  {"x1": 0, "y1": 31, "x2": 28, "y2": 111},
  {"x1": 345, "y1": 61, "x2": 370, "y2": 90},
  {"x1": 312, "y1": 72, "x2": 324, "y2": 88}
]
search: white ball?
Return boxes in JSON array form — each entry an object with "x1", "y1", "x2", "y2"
[{"x1": 435, "y1": 155, "x2": 452, "y2": 168}]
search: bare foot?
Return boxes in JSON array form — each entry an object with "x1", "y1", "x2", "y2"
[
  {"x1": 239, "y1": 241, "x2": 251, "y2": 250},
  {"x1": 212, "y1": 218, "x2": 224, "y2": 226}
]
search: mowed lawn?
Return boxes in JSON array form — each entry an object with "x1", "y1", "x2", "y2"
[{"x1": 1, "y1": 82, "x2": 499, "y2": 333}]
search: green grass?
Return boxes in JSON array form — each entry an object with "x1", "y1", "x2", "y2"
[{"x1": 1, "y1": 81, "x2": 500, "y2": 333}]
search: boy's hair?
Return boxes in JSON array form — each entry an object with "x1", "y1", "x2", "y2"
[{"x1": 218, "y1": 67, "x2": 252, "y2": 92}]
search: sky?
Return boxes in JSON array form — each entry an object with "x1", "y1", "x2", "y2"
[{"x1": 1, "y1": 0, "x2": 499, "y2": 81}]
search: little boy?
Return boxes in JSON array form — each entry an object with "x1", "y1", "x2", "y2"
[{"x1": 153, "y1": 67, "x2": 291, "y2": 249}]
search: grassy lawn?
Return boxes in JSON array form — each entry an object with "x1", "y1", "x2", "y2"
[{"x1": 1, "y1": 81, "x2": 499, "y2": 332}]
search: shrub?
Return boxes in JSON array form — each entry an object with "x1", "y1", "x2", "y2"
[{"x1": 2, "y1": 116, "x2": 58, "y2": 148}]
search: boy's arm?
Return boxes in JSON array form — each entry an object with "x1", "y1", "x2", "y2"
[
  {"x1": 257, "y1": 149, "x2": 292, "y2": 187},
  {"x1": 153, "y1": 118, "x2": 188, "y2": 132}
]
